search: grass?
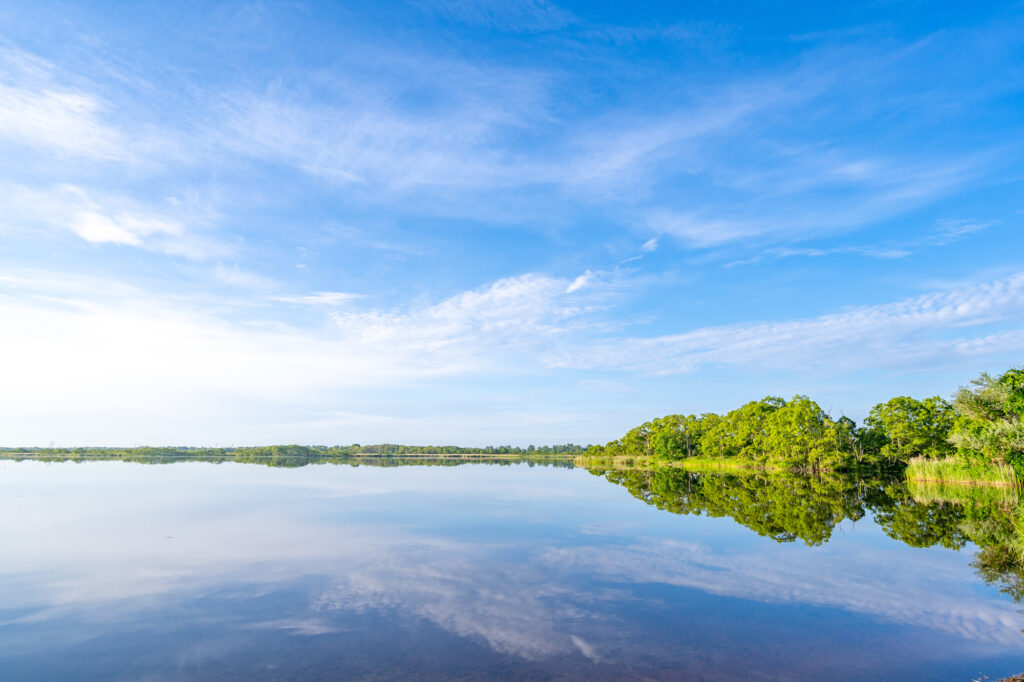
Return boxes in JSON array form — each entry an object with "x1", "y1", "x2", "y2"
[
  {"x1": 348, "y1": 452, "x2": 572, "y2": 459},
  {"x1": 572, "y1": 455, "x2": 641, "y2": 469},
  {"x1": 908, "y1": 478, "x2": 1019, "y2": 506},
  {"x1": 905, "y1": 457, "x2": 1018, "y2": 487},
  {"x1": 573, "y1": 454, "x2": 781, "y2": 472},
  {"x1": 669, "y1": 456, "x2": 778, "y2": 472}
]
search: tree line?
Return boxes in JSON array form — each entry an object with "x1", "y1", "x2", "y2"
[
  {"x1": 583, "y1": 366, "x2": 1024, "y2": 474},
  {"x1": 0, "y1": 443, "x2": 587, "y2": 465}
]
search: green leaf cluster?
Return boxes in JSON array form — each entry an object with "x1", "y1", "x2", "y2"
[
  {"x1": 861, "y1": 396, "x2": 956, "y2": 463},
  {"x1": 586, "y1": 365, "x2": 1024, "y2": 475},
  {"x1": 949, "y1": 368, "x2": 1024, "y2": 471},
  {"x1": 587, "y1": 395, "x2": 867, "y2": 471}
]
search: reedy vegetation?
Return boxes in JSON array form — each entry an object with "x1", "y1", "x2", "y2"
[{"x1": 584, "y1": 366, "x2": 1024, "y2": 481}]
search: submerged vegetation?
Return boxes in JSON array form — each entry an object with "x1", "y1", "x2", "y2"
[{"x1": 582, "y1": 366, "x2": 1024, "y2": 484}]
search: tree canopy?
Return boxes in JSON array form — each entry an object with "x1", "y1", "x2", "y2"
[{"x1": 584, "y1": 365, "x2": 1024, "y2": 475}]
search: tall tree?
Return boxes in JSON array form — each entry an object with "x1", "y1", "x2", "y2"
[
  {"x1": 950, "y1": 368, "x2": 1024, "y2": 470},
  {"x1": 862, "y1": 396, "x2": 955, "y2": 463}
]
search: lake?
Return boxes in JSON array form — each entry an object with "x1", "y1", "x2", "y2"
[{"x1": 0, "y1": 458, "x2": 1022, "y2": 680}]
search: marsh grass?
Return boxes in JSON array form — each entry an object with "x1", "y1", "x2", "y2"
[
  {"x1": 573, "y1": 455, "x2": 640, "y2": 469},
  {"x1": 906, "y1": 457, "x2": 1018, "y2": 487},
  {"x1": 573, "y1": 455, "x2": 781, "y2": 472},
  {"x1": 670, "y1": 456, "x2": 776, "y2": 472},
  {"x1": 908, "y1": 478, "x2": 1019, "y2": 507}
]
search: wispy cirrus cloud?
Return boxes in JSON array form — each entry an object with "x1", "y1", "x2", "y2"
[
  {"x1": 932, "y1": 219, "x2": 995, "y2": 245},
  {"x1": 0, "y1": 182, "x2": 228, "y2": 260},
  {"x1": 417, "y1": 0, "x2": 575, "y2": 32},
  {"x1": 274, "y1": 292, "x2": 363, "y2": 306},
  {"x1": 639, "y1": 150, "x2": 991, "y2": 249},
  {"x1": 0, "y1": 269, "x2": 605, "y2": 432},
  {"x1": 542, "y1": 538, "x2": 1024, "y2": 646},
  {"x1": 2, "y1": 265, "x2": 1023, "y2": 443},
  {"x1": 195, "y1": 19, "x2": 1012, "y2": 244},
  {"x1": 0, "y1": 47, "x2": 123, "y2": 160},
  {"x1": 4, "y1": 13, "x2": 1014, "y2": 249},
  {"x1": 1, "y1": 3, "x2": 1023, "y2": 443},
  {"x1": 725, "y1": 244, "x2": 911, "y2": 267},
  {"x1": 326, "y1": 272, "x2": 603, "y2": 369},
  {"x1": 724, "y1": 216, "x2": 995, "y2": 267},
  {"x1": 564, "y1": 272, "x2": 1024, "y2": 374},
  {"x1": 214, "y1": 48, "x2": 556, "y2": 194}
]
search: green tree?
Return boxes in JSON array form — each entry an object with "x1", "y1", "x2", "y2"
[
  {"x1": 862, "y1": 396, "x2": 955, "y2": 463},
  {"x1": 950, "y1": 367, "x2": 1024, "y2": 470},
  {"x1": 698, "y1": 397, "x2": 785, "y2": 461},
  {"x1": 761, "y1": 396, "x2": 854, "y2": 470},
  {"x1": 647, "y1": 414, "x2": 707, "y2": 460}
]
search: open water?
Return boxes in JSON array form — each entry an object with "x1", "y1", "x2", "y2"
[{"x1": 0, "y1": 459, "x2": 1021, "y2": 680}]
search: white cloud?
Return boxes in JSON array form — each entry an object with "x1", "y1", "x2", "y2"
[
  {"x1": 554, "y1": 91, "x2": 774, "y2": 199},
  {"x1": 2, "y1": 268, "x2": 1024, "y2": 442},
  {"x1": 725, "y1": 243, "x2": 912, "y2": 267},
  {"x1": 327, "y1": 273, "x2": 596, "y2": 368},
  {"x1": 215, "y1": 54, "x2": 554, "y2": 195},
  {"x1": 69, "y1": 210, "x2": 143, "y2": 246},
  {"x1": 0, "y1": 47, "x2": 125, "y2": 160},
  {"x1": 0, "y1": 86, "x2": 119, "y2": 160},
  {"x1": 933, "y1": 219, "x2": 994, "y2": 245},
  {"x1": 570, "y1": 635, "x2": 601, "y2": 663},
  {"x1": 0, "y1": 25, "x2": 997, "y2": 256},
  {"x1": 274, "y1": 292, "x2": 363, "y2": 306},
  {"x1": 0, "y1": 271, "x2": 600, "y2": 443},
  {"x1": 0, "y1": 182, "x2": 223, "y2": 260},
  {"x1": 214, "y1": 264, "x2": 276, "y2": 289},
  {"x1": 542, "y1": 539, "x2": 1024, "y2": 646},
  {"x1": 0, "y1": 463, "x2": 602, "y2": 660},
  {"x1": 2, "y1": 461, "x2": 1018, "y2": 663},
  {"x1": 565, "y1": 270, "x2": 592, "y2": 293},
  {"x1": 564, "y1": 271, "x2": 1024, "y2": 374},
  {"x1": 70, "y1": 208, "x2": 182, "y2": 246},
  {"x1": 315, "y1": 546, "x2": 574, "y2": 659},
  {"x1": 645, "y1": 211, "x2": 756, "y2": 247},
  {"x1": 0, "y1": 19, "x2": 1011, "y2": 254},
  {"x1": 639, "y1": 153, "x2": 987, "y2": 250}
]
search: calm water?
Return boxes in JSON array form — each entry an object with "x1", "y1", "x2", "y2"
[{"x1": 0, "y1": 459, "x2": 1022, "y2": 681}]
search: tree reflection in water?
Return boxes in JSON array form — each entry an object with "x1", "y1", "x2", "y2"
[{"x1": 588, "y1": 466, "x2": 1024, "y2": 602}]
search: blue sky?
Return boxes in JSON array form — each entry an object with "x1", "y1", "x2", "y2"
[{"x1": 1, "y1": 1, "x2": 1022, "y2": 446}]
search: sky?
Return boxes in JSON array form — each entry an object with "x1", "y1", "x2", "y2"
[{"x1": 0, "y1": 1, "x2": 1022, "y2": 446}]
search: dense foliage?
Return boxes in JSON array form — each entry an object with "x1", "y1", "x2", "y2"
[
  {"x1": 585, "y1": 395, "x2": 875, "y2": 472},
  {"x1": 861, "y1": 396, "x2": 956, "y2": 463},
  {"x1": 949, "y1": 368, "x2": 1024, "y2": 472},
  {"x1": 584, "y1": 366, "x2": 1024, "y2": 475}
]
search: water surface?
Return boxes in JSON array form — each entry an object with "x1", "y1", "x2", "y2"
[{"x1": 0, "y1": 459, "x2": 1021, "y2": 680}]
